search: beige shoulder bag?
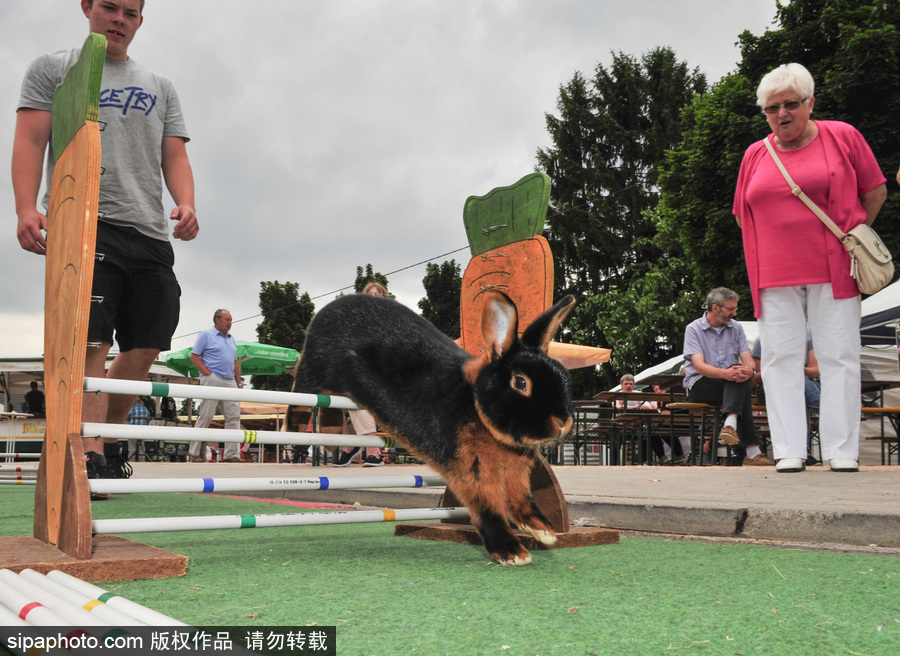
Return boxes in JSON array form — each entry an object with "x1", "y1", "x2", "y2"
[{"x1": 763, "y1": 137, "x2": 893, "y2": 295}]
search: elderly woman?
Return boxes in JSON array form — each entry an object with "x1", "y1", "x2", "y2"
[{"x1": 733, "y1": 63, "x2": 887, "y2": 473}]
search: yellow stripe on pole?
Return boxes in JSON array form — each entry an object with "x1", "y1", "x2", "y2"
[
  {"x1": 83, "y1": 600, "x2": 104, "y2": 612},
  {"x1": 382, "y1": 510, "x2": 396, "y2": 522}
]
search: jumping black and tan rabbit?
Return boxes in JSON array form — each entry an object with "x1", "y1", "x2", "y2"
[{"x1": 291, "y1": 291, "x2": 575, "y2": 565}]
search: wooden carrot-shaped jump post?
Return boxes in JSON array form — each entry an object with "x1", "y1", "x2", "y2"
[{"x1": 33, "y1": 34, "x2": 106, "y2": 559}]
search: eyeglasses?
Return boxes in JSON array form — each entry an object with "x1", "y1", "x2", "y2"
[
  {"x1": 763, "y1": 98, "x2": 808, "y2": 115},
  {"x1": 718, "y1": 304, "x2": 738, "y2": 314}
]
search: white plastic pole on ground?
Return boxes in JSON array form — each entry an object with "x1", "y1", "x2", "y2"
[
  {"x1": 92, "y1": 506, "x2": 470, "y2": 534},
  {"x1": 81, "y1": 422, "x2": 388, "y2": 448},
  {"x1": 46, "y1": 571, "x2": 188, "y2": 626},
  {"x1": 89, "y1": 474, "x2": 445, "y2": 495},
  {"x1": 0, "y1": 570, "x2": 109, "y2": 628},
  {"x1": 83, "y1": 377, "x2": 359, "y2": 409},
  {"x1": 0, "y1": 576, "x2": 70, "y2": 626},
  {"x1": 0, "y1": 603, "x2": 28, "y2": 626},
  {"x1": 18, "y1": 569, "x2": 145, "y2": 627}
]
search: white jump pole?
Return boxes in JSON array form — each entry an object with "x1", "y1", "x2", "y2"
[
  {"x1": 0, "y1": 577, "x2": 69, "y2": 626},
  {"x1": 0, "y1": 453, "x2": 40, "y2": 459},
  {"x1": 0, "y1": 465, "x2": 39, "y2": 472},
  {"x1": 81, "y1": 422, "x2": 390, "y2": 448},
  {"x1": 17, "y1": 569, "x2": 146, "y2": 627},
  {"x1": 93, "y1": 506, "x2": 470, "y2": 534},
  {"x1": 89, "y1": 474, "x2": 445, "y2": 495},
  {"x1": 83, "y1": 377, "x2": 359, "y2": 409},
  {"x1": 46, "y1": 570, "x2": 188, "y2": 627},
  {"x1": 0, "y1": 569, "x2": 108, "y2": 628},
  {"x1": 0, "y1": 480, "x2": 36, "y2": 486}
]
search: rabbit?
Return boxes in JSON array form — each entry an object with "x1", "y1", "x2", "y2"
[{"x1": 290, "y1": 291, "x2": 576, "y2": 565}]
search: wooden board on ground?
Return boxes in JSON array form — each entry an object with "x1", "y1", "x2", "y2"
[
  {"x1": 395, "y1": 523, "x2": 619, "y2": 550},
  {"x1": 0, "y1": 535, "x2": 187, "y2": 582}
]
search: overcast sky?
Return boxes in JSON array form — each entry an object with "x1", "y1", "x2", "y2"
[{"x1": 0, "y1": 0, "x2": 778, "y2": 361}]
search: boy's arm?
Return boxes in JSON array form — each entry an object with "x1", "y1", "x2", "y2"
[
  {"x1": 12, "y1": 108, "x2": 53, "y2": 254},
  {"x1": 161, "y1": 135, "x2": 198, "y2": 241}
]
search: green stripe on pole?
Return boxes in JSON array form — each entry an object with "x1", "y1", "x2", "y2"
[
  {"x1": 243, "y1": 431, "x2": 257, "y2": 444},
  {"x1": 98, "y1": 592, "x2": 118, "y2": 603},
  {"x1": 151, "y1": 382, "x2": 170, "y2": 397},
  {"x1": 316, "y1": 394, "x2": 332, "y2": 407},
  {"x1": 240, "y1": 515, "x2": 256, "y2": 528}
]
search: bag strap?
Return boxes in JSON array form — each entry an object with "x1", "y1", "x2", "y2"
[{"x1": 763, "y1": 136, "x2": 846, "y2": 241}]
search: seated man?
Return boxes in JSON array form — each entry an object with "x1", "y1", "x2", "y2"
[{"x1": 682, "y1": 287, "x2": 773, "y2": 466}]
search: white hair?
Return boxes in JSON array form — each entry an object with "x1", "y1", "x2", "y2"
[{"x1": 756, "y1": 63, "x2": 815, "y2": 108}]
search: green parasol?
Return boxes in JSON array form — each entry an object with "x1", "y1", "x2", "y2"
[{"x1": 164, "y1": 341, "x2": 300, "y2": 377}]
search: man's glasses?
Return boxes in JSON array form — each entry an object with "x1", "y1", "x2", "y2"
[{"x1": 763, "y1": 98, "x2": 808, "y2": 115}]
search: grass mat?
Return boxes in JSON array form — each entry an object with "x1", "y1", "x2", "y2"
[{"x1": 2, "y1": 487, "x2": 898, "y2": 655}]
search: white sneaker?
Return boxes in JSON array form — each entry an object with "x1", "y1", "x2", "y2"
[
  {"x1": 829, "y1": 458, "x2": 858, "y2": 472},
  {"x1": 775, "y1": 458, "x2": 805, "y2": 473}
]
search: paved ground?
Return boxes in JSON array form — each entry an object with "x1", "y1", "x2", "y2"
[{"x1": 127, "y1": 459, "x2": 900, "y2": 555}]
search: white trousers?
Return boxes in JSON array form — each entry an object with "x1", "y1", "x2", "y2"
[
  {"x1": 759, "y1": 284, "x2": 861, "y2": 461},
  {"x1": 189, "y1": 374, "x2": 241, "y2": 459}
]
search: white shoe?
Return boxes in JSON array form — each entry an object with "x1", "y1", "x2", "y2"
[
  {"x1": 775, "y1": 458, "x2": 805, "y2": 473},
  {"x1": 829, "y1": 458, "x2": 858, "y2": 472}
]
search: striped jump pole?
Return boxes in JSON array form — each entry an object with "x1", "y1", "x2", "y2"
[
  {"x1": 0, "y1": 479, "x2": 36, "y2": 486},
  {"x1": 0, "y1": 465, "x2": 39, "y2": 473},
  {"x1": 81, "y1": 422, "x2": 391, "y2": 449},
  {"x1": 0, "y1": 453, "x2": 41, "y2": 460},
  {"x1": 17, "y1": 569, "x2": 144, "y2": 627},
  {"x1": 89, "y1": 473, "x2": 445, "y2": 495},
  {"x1": 46, "y1": 570, "x2": 188, "y2": 626},
  {"x1": 0, "y1": 569, "x2": 110, "y2": 629},
  {"x1": 83, "y1": 377, "x2": 359, "y2": 409},
  {"x1": 92, "y1": 506, "x2": 470, "y2": 535}
]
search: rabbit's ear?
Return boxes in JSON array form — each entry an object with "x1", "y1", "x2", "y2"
[
  {"x1": 521, "y1": 295, "x2": 576, "y2": 353},
  {"x1": 481, "y1": 292, "x2": 519, "y2": 361}
]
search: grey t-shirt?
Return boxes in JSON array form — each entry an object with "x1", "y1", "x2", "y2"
[{"x1": 18, "y1": 48, "x2": 189, "y2": 241}]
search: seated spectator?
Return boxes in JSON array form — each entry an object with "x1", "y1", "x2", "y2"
[
  {"x1": 24, "y1": 381, "x2": 45, "y2": 417},
  {"x1": 682, "y1": 287, "x2": 773, "y2": 466}
]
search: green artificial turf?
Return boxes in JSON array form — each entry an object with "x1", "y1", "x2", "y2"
[{"x1": 2, "y1": 487, "x2": 898, "y2": 655}]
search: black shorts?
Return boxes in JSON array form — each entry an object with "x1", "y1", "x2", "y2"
[{"x1": 88, "y1": 222, "x2": 181, "y2": 352}]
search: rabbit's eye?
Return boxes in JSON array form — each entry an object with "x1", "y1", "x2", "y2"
[{"x1": 510, "y1": 373, "x2": 532, "y2": 396}]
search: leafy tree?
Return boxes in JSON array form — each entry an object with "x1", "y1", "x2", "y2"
[
  {"x1": 418, "y1": 260, "x2": 462, "y2": 337},
  {"x1": 536, "y1": 47, "x2": 707, "y2": 392},
  {"x1": 354, "y1": 264, "x2": 391, "y2": 295},
  {"x1": 253, "y1": 281, "x2": 316, "y2": 391}
]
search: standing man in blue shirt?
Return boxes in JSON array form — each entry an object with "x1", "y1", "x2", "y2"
[
  {"x1": 188, "y1": 309, "x2": 242, "y2": 463},
  {"x1": 683, "y1": 287, "x2": 773, "y2": 466}
]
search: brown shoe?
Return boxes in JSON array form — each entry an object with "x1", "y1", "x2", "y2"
[
  {"x1": 743, "y1": 453, "x2": 774, "y2": 466},
  {"x1": 718, "y1": 425, "x2": 740, "y2": 446}
]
